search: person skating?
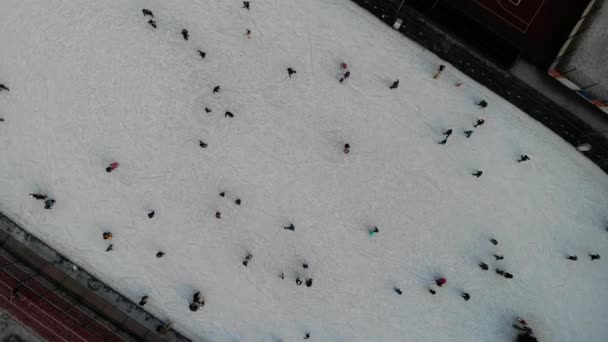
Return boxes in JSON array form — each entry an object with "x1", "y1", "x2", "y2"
[
  {"x1": 0, "y1": 84, "x2": 9, "y2": 92},
  {"x1": 438, "y1": 129, "x2": 453, "y2": 145},
  {"x1": 479, "y1": 262, "x2": 489, "y2": 270},
  {"x1": 589, "y1": 253, "x2": 600, "y2": 260},
  {"x1": 472, "y1": 170, "x2": 483, "y2": 178},
  {"x1": 29, "y1": 193, "x2": 47, "y2": 200},
  {"x1": 517, "y1": 155, "x2": 530, "y2": 163},
  {"x1": 215, "y1": 211, "x2": 221, "y2": 219},
  {"x1": 142, "y1": 9, "x2": 153, "y2": 17},
  {"x1": 435, "y1": 277, "x2": 447, "y2": 287},
  {"x1": 213, "y1": 85, "x2": 221, "y2": 93},
  {"x1": 43, "y1": 198, "x2": 56, "y2": 209},
  {"x1": 181, "y1": 29, "x2": 189, "y2": 41},
  {"x1": 302, "y1": 263, "x2": 308, "y2": 269},
  {"x1": 473, "y1": 119, "x2": 485, "y2": 128},
  {"x1": 464, "y1": 130, "x2": 473, "y2": 138},
  {"x1": 242, "y1": 1, "x2": 250, "y2": 10},
  {"x1": 106, "y1": 244, "x2": 114, "y2": 252},
  {"x1": 157, "y1": 322, "x2": 173, "y2": 335},
  {"x1": 296, "y1": 277, "x2": 303, "y2": 285},
  {"x1": 156, "y1": 251, "x2": 165, "y2": 258},
  {"x1": 148, "y1": 210, "x2": 155, "y2": 218},
  {"x1": 429, "y1": 289, "x2": 436, "y2": 295},
  {"x1": 106, "y1": 162, "x2": 119, "y2": 173},
  {"x1": 225, "y1": 111, "x2": 234, "y2": 118},
  {"x1": 243, "y1": 254, "x2": 252, "y2": 267},
  {"x1": 495, "y1": 269, "x2": 505, "y2": 276},
  {"x1": 489, "y1": 238, "x2": 498, "y2": 245},
  {"x1": 567, "y1": 255, "x2": 578, "y2": 261},
  {"x1": 339, "y1": 71, "x2": 350, "y2": 83},
  {"x1": 205, "y1": 107, "x2": 212, "y2": 113},
  {"x1": 433, "y1": 65, "x2": 445, "y2": 79},
  {"x1": 148, "y1": 20, "x2": 157, "y2": 29},
  {"x1": 343, "y1": 143, "x2": 350, "y2": 154},
  {"x1": 494, "y1": 254, "x2": 504, "y2": 260},
  {"x1": 369, "y1": 226, "x2": 379, "y2": 237},
  {"x1": 504, "y1": 272, "x2": 514, "y2": 279},
  {"x1": 394, "y1": 287, "x2": 402, "y2": 295},
  {"x1": 305, "y1": 278, "x2": 313, "y2": 287},
  {"x1": 189, "y1": 291, "x2": 205, "y2": 311},
  {"x1": 284, "y1": 224, "x2": 295, "y2": 231},
  {"x1": 235, "y1": 199, "x2": 241, "y2": 205},
  {"x1": 304, "y1": 332, "x2": 310, "y2": 339},
  {"x1": 461, "y1": 292, "x2": 470, "y2": 301},
  {"x1": 476, "y1": 100, "x2": 488, "y2": 108},
  {"x1": 389, "y1": 79, "x2": 399, "y2": 89},
  {"x1": 103, "y1": 232, "x2": 113, "y2": 240},
  {"x1": 279, "y1": 272, "x2": 284, "y2": 279},
  {"x1": 139, "y1": 295, "x2": 148, "y2": 306},
  {"x1": 287, "y1": 67, "x2": 296, "y2": 78},
  {"x1": 245, "y1": 29, "x2": 251, "y2": 39},
  {"x1": 198, "y1": 50, "x2": 206, "y2": 59},
  {"x1": 199, "y1": 140, "x2": 208, "y2": 148},
  {"x1": 219, "y1": 192, "x2": 225, "y2": 197}
]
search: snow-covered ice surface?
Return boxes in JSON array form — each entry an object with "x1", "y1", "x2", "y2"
[{"x1": 1, "y1": 0, "x2": 608, "y2": 341}]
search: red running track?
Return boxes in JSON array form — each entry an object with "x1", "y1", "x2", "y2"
[{"x1": 0, "y1": 253, "x2": 127, "y2": 342}]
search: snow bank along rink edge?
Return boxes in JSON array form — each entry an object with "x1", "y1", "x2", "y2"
[{"x1": 0, "y1": 0, "x2": 607, "y2": 341}]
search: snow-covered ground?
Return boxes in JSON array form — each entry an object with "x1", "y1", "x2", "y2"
[{"x1": 1, "y1": 0, "x2": 607, "y2": 341}]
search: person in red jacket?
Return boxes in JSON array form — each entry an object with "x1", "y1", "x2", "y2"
[
  {"x1": 435, "y1": 277, "x2": 447, "y2": 287},
  {"x1": 106, "y1": 162, "x2": 119, "y2": 173}
]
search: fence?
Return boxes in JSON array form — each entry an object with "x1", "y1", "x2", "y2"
[
  {"x1": 0, "y1": 214, "x2": 191, "y2": 342},
  {"x1": 349, "y1": 0, "x2": 608, "y2": 173}
]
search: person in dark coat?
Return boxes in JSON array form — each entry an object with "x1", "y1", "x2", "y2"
[
  {"x1": 439, "y1": 129, "x2": 453, "y2": 144},
  {"x1": 390, "y1": 79, "x2": 399, "y2": 89},
  {"x1": 199, "y1": 140, "x2": 208, "y2": 148},
  {"x1": 394, "y1": 287, "x2": 402, "y2": 295},
  {"x1": 29, "y1": 193, "x2": 47, "y2": 200},
  {"x1": 302, "y1": 263, "x2": 308, "y2": 269},
  {"x1": 343, "y1": 143, "x2": 350, "y2": 154},
  {"x1": 296, "y1": 277, "x2": 302, "y2": 285},
  {"x1": 589, "y1": 253, "x2": 600, "y2": 260},
  {"x1": 243, "y1": 254, "x2": 252, "y2": 267},
  {"x1": 148, "y1": 20, "x2": 157, "y2": 28},
  {"x1": 156, "y1": 251, "x2": 165, "y2": 258},
  {"x1": 489, "y1": 238, "x2": 498, "y2": 245},
  {"x1": 44, "y1": 199, "x2": 56, "y2": 209},
  {"x1": 142, "y1": 9, "x2": 153, "y2": 17},
  {"x1": 495, "y1": 269, "x2": 505, "y2": 276},
  {"x1": 339, "y1": 71, "x2": 350, "y2": 83},
  {"x1": 287, "y1": 68, "x2": 296, "y2": 77},
  {"x1": 243, "y1": 1, "x2": 250, "y2": 10},
  {"x1": 479, "y1": 262, "x2": 489, "y2": 270},
  {"x1": 304, "y1": 332, "x2": 310, "y2": 339},
  {"x1": 139, "y1": 296, "x2": 149, "y2": 306},
  {"x1": 279, "y1": 272, "x2": 285, "y2": 279},
  {"x1": 219, "y1": 192, "x2": 225, "y2": 197},
  {"x1": 461, "y1": 292, "x2": 470, "y2": 301},
  {"x1": 464, "y1": 130, "x2": 474, "y2": 138},
  {"x1": 369, "y1": 226, "x2": 379, "y2": 237},
  {"x1": 235, "y1": 199, "x2": 241, "y2": 205},
  {"x1": 476, "y1": 100, "x2": 487, "y2": 108},
  {"x1": 216, "y1": 211, "x2": 221, "y2": 219},
  {"x1": 473, "y1": 119, "x2": 485, "y2": 128},
  {"x1": 472, "y1": 170, "x2": 483, "y2": 177},
  {"x1": 0, "y1": 84, "x2": 9, "y2": 92},
  {"x1": 225, "y1": 111, "x2": 234, "y2": 118},
  {"x1": 305, "y1": 278, "x2": 313, "y2": 287},
  {"x1": 433, "y1": 65, "x2": 445, "y2": 79},
  {"x1": 106, "y1": 244, "x2": 114, "y2": 252},
  {"x1": 148, "y1": 210, "x2": 155, "y2": 218},
  {"x1": 567, "y1": 255, "x2": 577, "y2": 261},
  {"x1": 205, "y1": 107, "x2": 212, "y2": 113},
  {"x1": 181, "y1": 29, "x2": 189, "y2": 41},
  {"x1": 284, "y1": 224, "x2": 295, "y2": 231},
  {"x1": 429, "y1": 289, "x2": 436, "y2": 295},
  {"x1": 517, "y1": 155, "x2": 530, "y2": 163},
  {"x1": 213, "y1": 85, "x2": 221, "y2": 93},
  {"x1": 494, "y1": 254, "x2": 504, "y2": 260},
  {"x1": 198, "y1": 50, "x2": 206, "y2": 59}
]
